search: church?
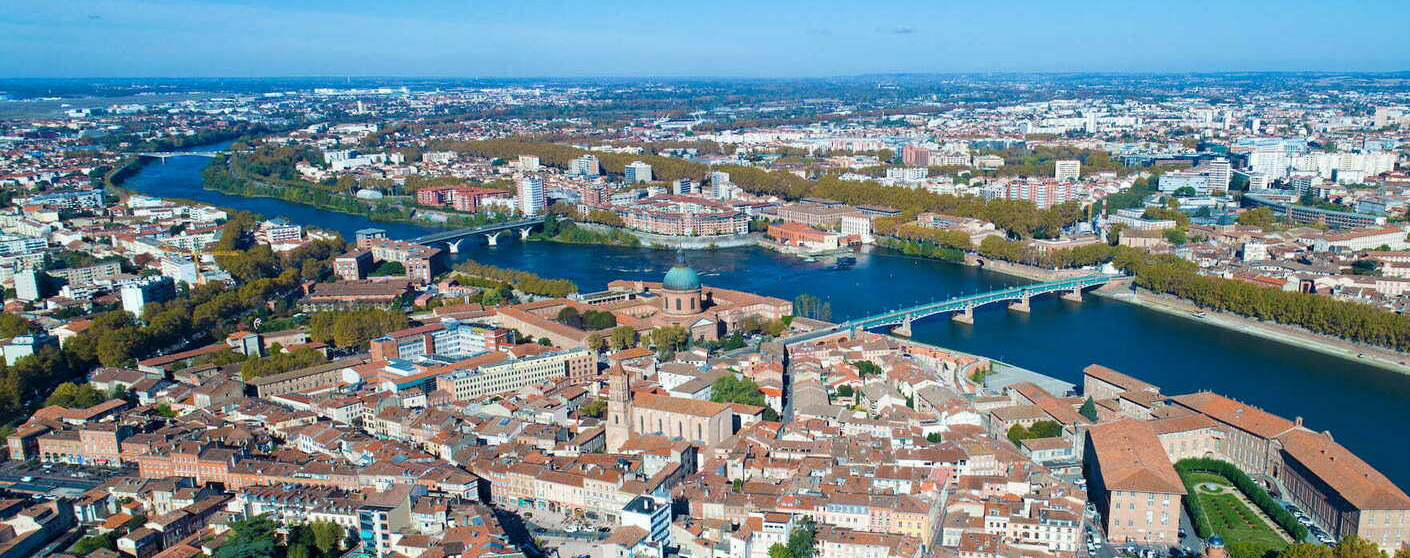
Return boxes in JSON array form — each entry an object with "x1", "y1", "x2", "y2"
[
  {"x1": 604, "y1": 364, "x2": 763, "y2": 452},
  {"x1": 602, "y1": 257, "x2": 793, "y2": 341}
]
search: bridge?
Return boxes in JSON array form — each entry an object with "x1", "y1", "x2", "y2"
[
  {"x1": 138, "y1": 151, "x2": 227, "y2": 159},
  {"x1": 409, "y1": 217, "x2": 546, "y2": 253},
  {"x1": 783, "y1": 274, "x2": 1122, "y2": 344}
]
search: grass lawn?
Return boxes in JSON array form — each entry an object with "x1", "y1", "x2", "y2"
[{"x1": 1184, "y1": 472, "x2": 1288, "y2": 550}]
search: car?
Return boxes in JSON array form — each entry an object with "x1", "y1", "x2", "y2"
[
  {"x1": 1297, "y1": 516, "x2": 1314, "y2": 526},
  {"x1": 563, "y1": 525, "x2": 578, "y2": 533},
  {"x1": 1178, "y1": 529, "x2": 1186, "y2": 539},
  {"x1": 19, "y1": 476, "x2": 32, "y2": 482}
]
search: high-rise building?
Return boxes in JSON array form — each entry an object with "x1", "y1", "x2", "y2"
[
  {"x1": 710, "y1": 172, "x2": 732, "y2": 199},
  {"x1": 625, "y1": 161, "x2": 653, "y2": 184},
  {"x1": 14, "y1": 270, "x2": 41, "y2": 302},
  {"x1": 518, "y1": 176, "x2": 545, "y2": 216},
  {"x1": 570, "y1": 154, "x2": 601, "y2": 176},
  {"x1": 1055, "y1": 160, "x2": 1081, "y2": 181},
  {"x1": 1205, "y1": 158, "x2": 1232, "y2": 191},
  {"x1": 518, "y1": 155, "x2": 540, "y2": 171}
]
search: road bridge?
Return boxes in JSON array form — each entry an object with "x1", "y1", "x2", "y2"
[
  {"x1": 782, "y1": 274, "x2": 1121, "y2": 343},
  {"x1": 408, "y1": 217, "x2": 546, "y2": 253}
]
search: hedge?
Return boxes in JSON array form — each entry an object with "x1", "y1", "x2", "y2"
[{"x1": 1175, "y1": 458, "x2": 1309, "y2": 541}]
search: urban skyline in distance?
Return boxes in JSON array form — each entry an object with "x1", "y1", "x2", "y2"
[{"x1": 3, "y1": 0, "x2": 1410, "y2": 78}]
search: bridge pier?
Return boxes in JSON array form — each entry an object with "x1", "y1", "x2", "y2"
[
  {"x1": 1008, "y1": 293, "x2": 1031, "y2": 313},
  {"x1": 518, "y1": 226, "x2": 532, "y2": 240},
  {"x1": 1061, "y1": 287, "x2": 1083, "y2": 303},
  {"x1": 891, "y1": 316, "x2": 913, "y2": 337},
  {"x1": 485, "y1": 231, "x2": 504, "y2": 246},
  {"x1": 446, "y1": 239, "x2": 463, "y2": 254},
  {"x1": 952, "y1": 306, "x2": 974, "y2": 325}
]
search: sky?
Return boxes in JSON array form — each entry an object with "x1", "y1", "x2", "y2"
[{"x1": 3, "y1": 0, "x2": 1409, "y2": 78}]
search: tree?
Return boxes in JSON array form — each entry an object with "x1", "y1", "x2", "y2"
[
  {"x1": 212, "y1": 515, "x2": 278, "y2": 558},
  {"x1": 1331, "y1": 535, "x2": 1384, "y2": 558},
  {"x1": 649, "y1": 326, "x2": 689, "y2": 352},
  {"x1": 310, "y1": 520, "x2": 346, "y2": 556},
  {"x1": 556, "y1": 306, "x2": 580, "y2": 324},
  {"x1": 1237, "y1": 207, "x2": 1277, "y2": 229},
  {"x1": 0, "y1": 314, "x2": 36, "y2": 338},
  {"x1": 580, "y1": 399, "x2": 607, "y2": 418},
  {"x1": 926, "y1": 432, "x2": 942, "y2": 443},
  {"x1": 537, "y1": 337, "x2": 552, "y2": 346},
  {"x1": 1279, "y1": 543, "x2": 1333, "y2": 558},
  {"x1": 1163, "y1": 228, "x2": 1188, "y2": 245},
  {"x1": 769, "y1": 543, "x2": 793, "y2": 558},
  {"x1": 608, "y1": 326, "x2": 637, "y2": 350},
  {"x1": 586, "y1": 332, "x2": 606, "y2": 351},
  {"x1": 309, "y1": 309, "x2": 410, "y2": 348},
  {"x1": 1229, "y1": 542, "x2": 1278, "y2": 558},
  {"x1": 69, "y1": 533, "x2": 117, "y2": 554},
  {"x1": 786, "y1": 517, "x2": 817, "y2": 558},
  {"x1": 1078, "y1": 397, "x2": 1098, "y2": 422},
  {"x1": 835, "y1": 385, "x2": 854, "y2": 398},
  {"x1": 46, "y1": 382, "x2": 107, "y2": 408},
  {"x1": 711, "y1": 376, "x2": 766, "y2": 407}
]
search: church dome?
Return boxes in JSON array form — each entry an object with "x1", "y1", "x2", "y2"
[{"x1": 662, "y1": 264, "x2": 701, "y2": 291}]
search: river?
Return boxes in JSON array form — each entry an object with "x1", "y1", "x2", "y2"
[{"x1": 119, "y1": 143, "x2": 1410, "y2": 489}]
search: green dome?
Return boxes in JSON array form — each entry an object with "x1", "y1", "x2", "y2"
[{"x1": 662, "y1": 264, "x2": 701, "y2": 291}]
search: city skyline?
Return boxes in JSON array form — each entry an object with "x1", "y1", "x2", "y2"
[{"x1": 3, "y1": 0, "x2": 1410, "y2": 78}]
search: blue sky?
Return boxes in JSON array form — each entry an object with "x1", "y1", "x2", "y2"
[{"x1": 3, "y1": 0, "x2": 1408, "y2": 78}]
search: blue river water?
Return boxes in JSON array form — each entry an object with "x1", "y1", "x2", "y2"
[{"x1": 120, "y1": 144, "x2": 1410, "y2": 489}]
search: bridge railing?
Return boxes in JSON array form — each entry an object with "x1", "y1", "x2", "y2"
[{"x1": 839, "y1": 274, "x2": 1118, "y2": 329}]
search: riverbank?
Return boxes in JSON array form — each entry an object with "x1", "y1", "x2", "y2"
[
  {"x1": 1096, "y1": 286, "x2": 1410, "y2": 375},
  {"x1": 947, "y1": 251, "x2": 1410, "y2": 375}
]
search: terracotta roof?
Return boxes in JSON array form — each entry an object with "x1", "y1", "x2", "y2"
[
  {"x1": 1277, "y1": 429, "x2": 1410, "y2": 511},
  {"x1": 1170, "y1": 392, "x2": 1299, "y2": 439},
  {"x1": 633, "y1": 393, "x2": 731, "y2": 418},
  {"x1": 1083, "y1": 364, "x2": 1158, "y2": 393},
  {"x1": 1088, "y1": 419, "x2": 1184, "y2": 494}
]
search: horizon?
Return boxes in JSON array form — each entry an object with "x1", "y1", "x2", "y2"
[{"x1": 5, "y1": 0, "x2": 1410, "y2": 78}]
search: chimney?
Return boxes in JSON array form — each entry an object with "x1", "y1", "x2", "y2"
[{"x1": 1295, "y1": 416, "x2": 1303, "y2": 427}]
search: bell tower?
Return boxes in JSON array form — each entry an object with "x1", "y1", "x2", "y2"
[{"x1": 605, "y1": 367, "x2": 631, "y2": 452}]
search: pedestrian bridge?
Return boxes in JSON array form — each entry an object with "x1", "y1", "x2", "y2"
[
  {"x1": 784, "y1": 274, "x2": 1121, "y2": 343},
  {"x1": 408, "y1": 217, "x2": 546, "y2": 252}
]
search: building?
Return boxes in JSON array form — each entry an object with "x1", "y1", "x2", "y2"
[
  {"x1": 625, "y1": 161, "x2": 653, "y2": 184},
  {"x1": 334, "y1": 249, "x2": 373, "y2": 281},
  {"x1": 609, "y1": 195, "x2": 749, "y2": 236},
  {"x1": 436, "y1": 347, "x2": 594, "y2": 401},
  {"x1": 776, "y1": 203, "x2": 865, "y2": 228},
  {"x1": 359, "y1": 238, "x2": 444, "y2": 284},
  {"x1": 1084, "y1": 419, "x2": 1184, "y2": 544},
  {"x1": 605, "y1": 368, "x2": 746, "y2": 452},
  {"x1": 14, "y1": 270, "x2": 40, "y2": 302},
  {"x1": 1314, "y1": 226, "x2": 1409, "y2": 253},
  {"x1": 518, "y1": 155, "x2": 540, "y2": 171},
  {"x1": 369, "y1": 318, "x2": 512, "y2": 361},
  {"x1": 672, "y1": 179, "x2": 697, "y2": 195},
  {"x1": 987, "y1": 179, "x2": 1079, "y2": 209},
  {"x1": 1055, "y1": 160, "x2": 1081, "y2": 181},
  {"x1": 2, "y1": 333, "x2": 58, "y2": 366},
  {"x1": 120, "y1": 276, "x2": 176, "y2": 317},
  {"x1": 767, "y1": 222, "x2": 841, "y2": 251},
  {"x1": 159, "y1": 257, "x2": 199, "y2": 286},
  {"x1": 519, "y1": 176, "x2": 546, "y2": 216},
  {"x1": 571, "y1": 154, "x2": 601, "y2": 176}
]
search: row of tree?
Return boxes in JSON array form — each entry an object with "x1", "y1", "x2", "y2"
[{"x1": 454, "y1": 260, "x2": 578, "y2": 298}]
